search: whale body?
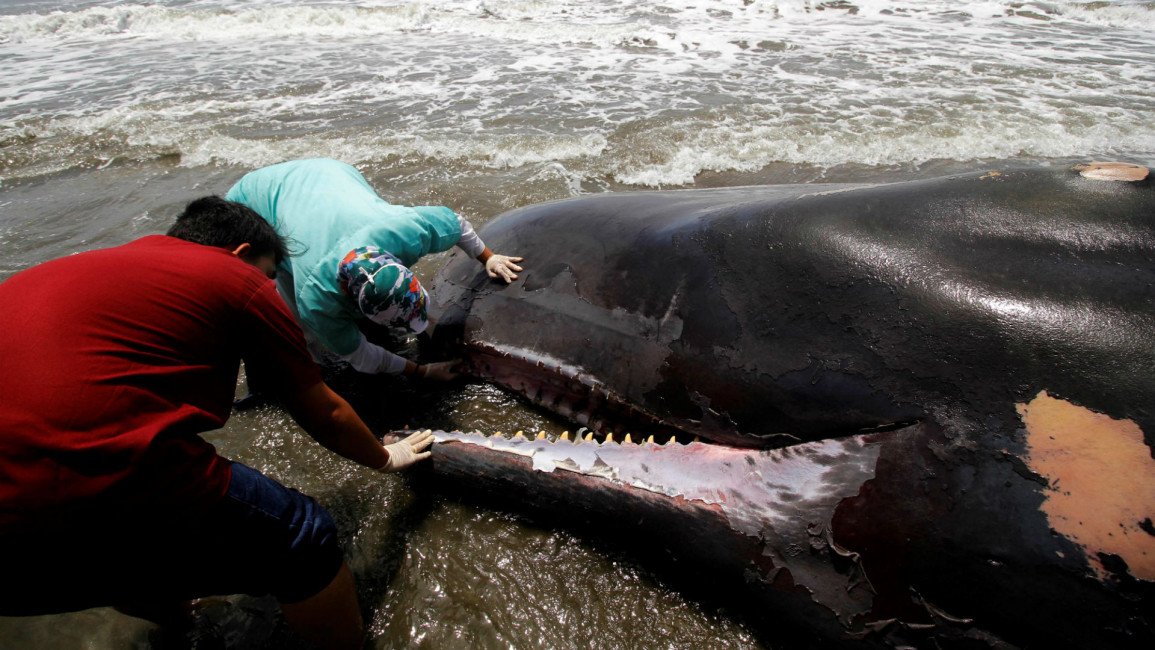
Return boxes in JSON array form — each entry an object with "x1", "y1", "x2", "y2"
[{"x1": 423, "y1": 164, "x2": 1155, "y2": 648}]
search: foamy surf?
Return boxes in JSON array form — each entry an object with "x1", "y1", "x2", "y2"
[{"x1": 1, "y1": 0, "x2": 1152, "y2": 187}]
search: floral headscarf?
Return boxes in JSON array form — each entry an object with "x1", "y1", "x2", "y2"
[{"x1": 337, "y1": 246, "x2": 429, "y2": 333}]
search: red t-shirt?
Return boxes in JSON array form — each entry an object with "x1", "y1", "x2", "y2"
[{"x1": 0, "y1": 236, "x2": 322, "y2": 533}]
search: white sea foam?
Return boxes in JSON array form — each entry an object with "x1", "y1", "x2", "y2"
[
  {"x1": 1, "y1": 0, "x2": 1152, "y2": 186},
  {"x1": 3, "y1": 1, "x2": 1151, "y2": 45},
  {"x1": 0, "y1": 2, "x2": 656, "y2": 45}
]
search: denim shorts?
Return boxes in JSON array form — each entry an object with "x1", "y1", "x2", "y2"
[
  {"x1": 215, "y1": 461, "x2": 345, "y2": 603},
  {"x1": 0, "y1": 461, "x2": 344, "y2": 615}
]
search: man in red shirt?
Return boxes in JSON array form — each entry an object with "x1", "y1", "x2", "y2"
[{"x1": 0, "y1": 196, "x2": 431, "y2": 650}]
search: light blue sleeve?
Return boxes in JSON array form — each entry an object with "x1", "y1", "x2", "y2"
[{"x1": 409, "y1": 206, "x2": 464, "y2": 256}]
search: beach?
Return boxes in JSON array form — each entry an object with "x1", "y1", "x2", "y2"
[{"x1": 1, "y1": 1, "x2": 1153, "y2": 647}]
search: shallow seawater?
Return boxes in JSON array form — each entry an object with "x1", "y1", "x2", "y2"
[
  {"x1": 0, "y1": 151, "x2": 1139, "y2": 650},
  {"x1": 2, "y1": 0, "x2": 1153, "y2": 647}
]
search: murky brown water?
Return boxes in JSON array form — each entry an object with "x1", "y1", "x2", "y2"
[
  {"x1": 0, "y1": 158, "x2": 778, "y2": 649},
  {"x1": 4, "y1": 1, "x2": 1153, "y2": 645},
  {"x1": 0, "y1": 152, "x2": 1102, "y2": 649}
]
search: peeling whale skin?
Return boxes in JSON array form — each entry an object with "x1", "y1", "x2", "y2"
[{"x1": 425, "y1": 165, "x2": 1154, "y2": 648}]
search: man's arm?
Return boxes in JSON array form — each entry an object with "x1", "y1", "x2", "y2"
[
  {"x1": 339, "y1": 334, "x2": 408, "y2": 375},
  {"x1": 340, "y1": 333, "x2": 461, "y2": 381},
  {"x1": 281, "y1": 380, "x2": 432, "y2": 472},
  {"x1": 239, "y1": 281, "x2": 430, "y2": 470},
  {"x1": 283, "y1": 380, "x2": 389, "y2": 469}
]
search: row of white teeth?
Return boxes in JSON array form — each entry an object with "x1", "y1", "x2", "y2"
[{"x1": 440, "y1": 428, "x2": 700, "y2": 445}]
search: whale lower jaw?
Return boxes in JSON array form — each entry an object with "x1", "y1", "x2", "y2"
[{"x1": 396, "y1": 425, "x2": 1006, "y2": 649}]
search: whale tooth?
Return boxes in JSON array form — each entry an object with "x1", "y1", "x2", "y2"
[
  {"x1": 646, "y1": 435, "x2": 655, "y2": 444},
  {"x1": 560, "y1": 431, "x2": 569, "y2": 441},
  {"x1": 585, "y1": 432, "x2": 594, "y2": 441},
  {"x1": 537, "y1": 431, "x2": 546, "y2": 439},
  {"x1": 693, "y1": 436, "x2": 700, "y2": 443},
  {"x1": 624, "y1": 433, "x2": 633, "y2": 444},
  {"x1": 605, "y1": 432, "x2": 614, "y2": 443},
  {"x1": 514, "y1": 431, "x2": 525, "y2": 439}
]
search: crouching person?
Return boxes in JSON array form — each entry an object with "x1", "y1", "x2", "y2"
[{"x1": 0, "y1": 197, "x2": 432, "y2": 649}]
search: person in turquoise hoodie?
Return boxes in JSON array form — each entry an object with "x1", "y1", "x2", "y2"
[{"x1": 225, "y1": 158, "x2": 523, "y2": 381}]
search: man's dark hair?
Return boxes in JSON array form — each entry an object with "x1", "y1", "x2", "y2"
[{"x1": 166, "y1": 196, "x2": 288, "y2": 264}]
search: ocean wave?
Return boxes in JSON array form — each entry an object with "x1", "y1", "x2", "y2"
[
  {"x1": 746, "y1": 0, "x2": 1155, "y2": 30},
  {"x1": 3, "y1": 97, "x2": 1150, "y2": 188},
  {"x1": 2, "y1": 0, "x2": 1151, "y2": 48},
  {"x1": 0, "y1": 103, "x2": 610, "y2": 182},
  {"x1": 0, "y1": 4, "x2": 429, "y2": 43},
  {"x1": 0, "y1": 1, "x2": 658, "y2": 48},
  {"x1": 1058, "y1": 0, "x2": 1155, "y2": 29},
  {"x1": 2, "y1": 0, "x2": 1152, "y2": 187},
  {"x1": 610, "y1": 117, "x2": 1155, "y2": 186}
]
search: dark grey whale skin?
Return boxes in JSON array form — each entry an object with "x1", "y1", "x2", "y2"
[
  {"x1": 423, "y1": 165, "x2": 1155, "y2": 649},
  {"x1": 433, "y1": 166, "x2": 1154, "y2": 449}
]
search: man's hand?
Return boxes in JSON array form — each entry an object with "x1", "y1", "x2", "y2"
[
  {"x1": 376, "y1": 429, "x2": 434, "y2": 473},
  {"x1": 418, "y1": 359, "x2": 462, "y2": 381},
  {"x1": 484, "y1": 254, "x2": 524, "y2": 283}
]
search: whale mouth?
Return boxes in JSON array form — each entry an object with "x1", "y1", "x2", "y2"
[
  {"x1": 463, "y1": 340, "x2": 917, "y2": 449},
  {"x1": 463, "y1": 341, "x2": 692, "y2": 445}
]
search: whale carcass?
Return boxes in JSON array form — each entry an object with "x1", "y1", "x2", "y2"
[{"x1": 417, "y1": 163, "x2": 1154, "y2": 649}]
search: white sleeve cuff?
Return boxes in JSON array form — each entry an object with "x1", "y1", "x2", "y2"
[
  {"x1": 340, "y1": 334, "x2": 408, "y2": 375},
  {"x1": 456, "y1": 215, "x2": 487, "y2": 259}
]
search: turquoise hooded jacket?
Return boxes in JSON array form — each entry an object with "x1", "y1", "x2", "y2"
[{"x1": 225, "y1": 158, "x2": 461, "y2": 356}]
